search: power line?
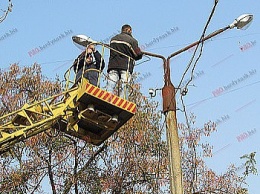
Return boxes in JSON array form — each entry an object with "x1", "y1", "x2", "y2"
[
  {"x1": 38, "y1": 59, "x2": 73, "y2": 65},
  {"x1": 177, "y1": 0, "x2": 219, "y2": 131},
  {"x1": 186, "y1": 80, "x2": 260, "y2": 110},
  {"x1": 147, "y1": 32, "x2": 260, "y2": 51}
]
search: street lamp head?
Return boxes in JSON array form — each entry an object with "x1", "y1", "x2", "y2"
[
  {"x1": 229, "y1": 14, "x2": 253, "y2": 30},
  {"x1": 72, "y1": 35, "x2": 97, "y2": 49}
]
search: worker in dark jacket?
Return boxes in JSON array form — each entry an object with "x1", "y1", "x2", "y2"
[
  {"x1": 107, "y1": 24, "x2": 143, "y2": 98},
  {"x1": 73, "y1": 44, "x2": 105, "y2": 86}
]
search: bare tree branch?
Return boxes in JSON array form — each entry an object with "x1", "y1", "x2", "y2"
[
  {"x1": 63, "y1": 143, "x2": 107, "y2": 194},
  {"x1": 0, "y1": 0, "x2": 13, "y2": 23}
]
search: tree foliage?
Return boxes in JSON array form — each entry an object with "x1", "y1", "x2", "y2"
[
  {"x1": 0, "y1": 64, "x2": 252, "y2": 193},
  {"x1": 178, "y1": 114, "x2": 250, "y2": 194}
]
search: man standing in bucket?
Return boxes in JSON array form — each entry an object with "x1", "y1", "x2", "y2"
[
  {"x1": 73, "y1": 44, "x2": 105, "y2": 87},
  {"x1": 107, "y1": 24, "x2": 143, "y2": 98}
]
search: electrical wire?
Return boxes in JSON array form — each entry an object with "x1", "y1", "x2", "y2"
[
  {"x1": 186, "y1": 80, "x2": 260, "y2": 110},
  {"x1": 172, "y1": 0, "x2": 219, "y2": 134},
  {"x1": 177, "y1": 0, "x2": 219, "y2": 92},
  {"x1": 167, "y1": 5, "x2": 222, "y2": 187},
  {"x1": 134, "y1": 55, "x2": 151, "y2": 66},
  {"x1": 39, "y1": 59, "x2": 73, "y2": 65},
  {"x1": 34, "y1": 31, "x2": 259, "y2": 67},
  {"x1": 146, "y1": 32, "x2": 260, "y2": 52}
]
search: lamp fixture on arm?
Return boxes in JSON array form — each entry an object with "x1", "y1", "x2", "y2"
[{"x1": 229, "y1": 14, "x2": 253, "y2": 30}]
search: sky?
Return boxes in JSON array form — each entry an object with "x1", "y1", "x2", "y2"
[{"x1": 1, "y1": 0, "x2": 259, "y2": 193}]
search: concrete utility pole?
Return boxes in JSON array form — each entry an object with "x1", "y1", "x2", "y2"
[
  {"x1": 143, "y1": 13, "x2": 253, "y2": 194},
  {"x1": 143, "y1": 51, "x2": 182, "y2": 194}
]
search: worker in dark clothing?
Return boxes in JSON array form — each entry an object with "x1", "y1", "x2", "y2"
[
  {"x1": 107, "y1": 24, "x2": 143, "y2": 98},
  {"x1": 73, "y1": 44, "x2": 105, "y2": 86}
]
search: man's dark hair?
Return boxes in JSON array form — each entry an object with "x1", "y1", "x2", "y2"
[{"x1": 121, "y1": 24, "x2": 132, "y2": 32}]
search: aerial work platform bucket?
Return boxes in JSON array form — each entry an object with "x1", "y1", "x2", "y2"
[{"x1": 59, "y1": 78, "x2": 137, "y2": 145}]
